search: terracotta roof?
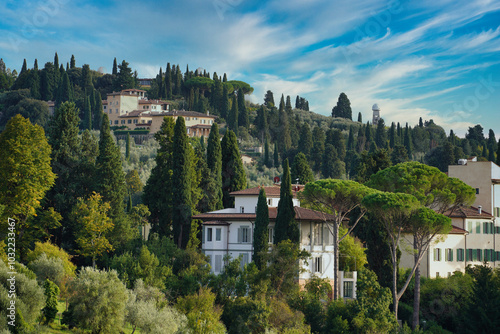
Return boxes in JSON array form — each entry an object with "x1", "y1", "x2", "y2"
[
  {"x1": 446, "y1": 206, "x2": 494, "y2": 218},
  {"x1": 203, "y1": 221, "x2": 230, "y2": 225},
  {"x1": 449, "y1": 225, "x2": 468, "y2": 234},
  {"x1": 194, "y1": 206, "x2": 336, "y2": 222},
  {"x1": 230, "y1": 185, "x2": 304, "y2": 198}
]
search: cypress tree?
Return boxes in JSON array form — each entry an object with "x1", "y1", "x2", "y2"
[
  {"x1": 237, "y1": 88, "x2": 249, "y2": 128},
  {"x1": 298, "y1": 123, "x2": 313, "y2": 158},
  {"x1": 220, "y1": 84, "x2": 229, "y2": 120},
  {"x1": 93, "y1": 90, "x2": 103, "y2": 130},
  {"x1": 357, "y1": 112, "x2": 362, "y2": 123},
  {"x1": 207, "y1": 123, "x2": 223, "y2": 210},
  {"x1": 96, "y1": 113, "x2": 127, "y2": 219},
  {"x1": 55, "y1": 71, "x2": 71, "y2": 107},
  {"x1": 311, "y1": 126, "x2": 325, "y2": 172},
  {"x1": 496, "y1": 138, "x2": 500, "y2": 166},
  {"x1": 274, "y1": 159, "x2": 298, "y2": 244},
  {"x1": 221, "y1": 130, "x2": 247, "y2": 208},
  {"x1": 172, "y1": 117, "x2": 192, "y2": 249},
  {"x1": 175, "y1": 64, "x2": 182, "y2": 96},
  {"x1": 487, "y1": 129, "x2": 497, "y2": 162},
  {"x1": 112, "y1": 57, "x2": 118, "y2": 75},
  {"x1": 347, "y1": 126, "x2": 355, "y2": 151},
  {"x1": 143, "y1": 117, "x2": 175, "y2": 237},
  {"x1": 158, "y1": 67, "x2": 164, "y2": 99},
  {"x1": 83, "y1": 95, "x2": 92, "y2": 130},
  {"x1": 365, "y1": 121, "x2": 372, "y2": 144},
  {"x1": 30, "y1": 68, "x2": 41, "y2": 100},
  {"x1": 291, "y1": 152, "x2": 314, "y2": 184},
  {"x1": 322, "y1": 144, "x2": 338, "y2": 178},
  {"x1": 253, "y1": 187, "x2": 269, "y2": 270},
  {"x1": 332, "y1": 92, "x2": 352, "y2": 119},
  {"x1": 264, "y1": 137, "x2": 271, "y2": 168},
  {"x1": 278, "y1": 95, "x2": 291, "y2": 154},
  {"x1": 165, "y1": 63, "x2": 172, "y2": 99},
  {"x1": 295, "y1": 95, "x2": 300, "y2": 109},
  {"x1": 21, "y1": 59, "x2": 27, "y2": 74},
  {"x1": 53, "y1": 52, "x2": 60, "y2": 87},
  {"x1": 274, "y1": 142, "x2": 279, "y2": 168},
  {"x1": 228, "y1": 93, "x2": 238, "y2": 135},
  {"x1": 70, "y1": 55, "x2": 76, "y2": 69},
  {"x1": 389, "y1": 122, "x2": 396, "y2": 148},
  {"x1": 125, "y1": 133, "x2": 131, "y2": 161},
  {"x1": 404, "y1": 124, "x2": 413, "y2": 159},
  {"x1": 375, "y1": 118, "x2": 387, "y2": 149}
]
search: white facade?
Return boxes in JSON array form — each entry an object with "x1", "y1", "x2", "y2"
[{"x1": 195, "y1": 185, "x2": 356, "y2": 299}]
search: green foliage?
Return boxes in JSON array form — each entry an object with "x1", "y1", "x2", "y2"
[
  {"x1": 176, "y1": 287, "x2": 227, "y2": 334},
  {"x1": 254, "y1": 188, "x2": 270, "y2": 270},
  {"x1": 0, "y1": 114, "x2": 55, "y2": 255},
  {"x1": 111, "y1": 245, "x2": 171, "y2": 289},
  {"x1": 0, "y1": 259, "x2": 45, "y2": 331},
  {"x1": 222, "y1": 130, "x2": 247, "y2": 208},
  {"x1": 207, "y1": 122, "x2": 223, "y2": 210},
  {"x1": 291, "y1": 152, "x2": 315, "y2": 184},
  {"x1": 126, "y1": 279, "x2": 188, "y2": 333},
  {"x1": 42, "y1": 279, "x2": 60, "y2": 324},
  {"x1": 71, "y1": 192, "x2": 114, "y2": 267},
  {"x1": 274, "y1": 159, "x2": 299, "y2": 244},
  {"x1": 96, "y1": 113, "x2": 127, "y2": 220},
  {"x1": 26, "y1": 241, "x2": 76, "y2": 278},
  {"x1": 331, "y1": 92, "x2": 352, "y2": 120},
  {"x1": 143, "y1": 117, "x2": 175, "y2": 237},
  {"x1": 339, "y1": 226, "x2": 367, "y2": 271},
  {"x1": 222, "y1": 296, "x2": 271, "y2": 334},
  {"x1": 172, "y1": 116, "x2": 192, "y2": 248},
  {"x1": 28, "y1": 253, "x2": 65, "y2": 287},
  {"x1": 267, "y1": 298, "x2": 311, "y2": 334},
  {"x1": 63, "y1": 267, "x2": 128, "y2": 334}
]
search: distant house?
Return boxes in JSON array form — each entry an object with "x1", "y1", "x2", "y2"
[
  {"x1": 193, "y1": 185, "x2": 357, "y2": 299},
  {"x1": 102, "y1": 89, "x2": 216, "y2": 137}
]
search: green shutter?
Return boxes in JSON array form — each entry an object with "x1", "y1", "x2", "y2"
[
  {"x1": 466, "y1": 249, "x2": 469, "y2": 261},
  {"x1": 450, "y1": 249, "x2": 453, "y2": 261}
]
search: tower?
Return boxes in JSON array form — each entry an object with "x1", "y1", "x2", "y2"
[{"x1": 372, "y1": 104, "x2": 380, "y2": 125}]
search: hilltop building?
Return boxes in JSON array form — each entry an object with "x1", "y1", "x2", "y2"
[
  {"x1": 193, "y1": 184, "x2": 358, "y2": 299},
  {"x1": 372, "y1": 103, "x2": 380, "y2": 125}
]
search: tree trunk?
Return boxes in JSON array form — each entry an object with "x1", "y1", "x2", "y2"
[
  {"x1": 393, "y1": 247, "x2": 399, "y2": 320},
  {"x1": 92, "y1": 256, "x2": 96, "y2": 269},
  {"x1": 412, "y1": 263, "x2": 421, "y2": 329},
  {"x1": 333, "y1": 223, "x2": 339, "y2": 300}
]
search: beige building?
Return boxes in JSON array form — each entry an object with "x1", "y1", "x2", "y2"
[{"x1": 102, "y1": 89, "x2": 216, "y2": 137}]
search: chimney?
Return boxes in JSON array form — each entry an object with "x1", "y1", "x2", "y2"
[{"x1": 478, "y1": 206, "x2": 482, "y2": 214}]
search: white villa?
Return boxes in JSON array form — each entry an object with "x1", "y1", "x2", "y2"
[{"x1": 193, "y1": 185, "x2": 357, "y2": 299}]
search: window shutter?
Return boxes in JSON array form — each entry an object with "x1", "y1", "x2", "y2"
[
  {"x1": 202, "y1": 227, "x2": 205, "y2": 244},
  {"x1": 238, "y1": 228, "x2": 242, "y2": 243},
  {"x1": 450, "y1": 249, "x2": 453, "y2": 261},
  {"x1": 466, "y1": 249, "x2": 469, "y2": 261}
]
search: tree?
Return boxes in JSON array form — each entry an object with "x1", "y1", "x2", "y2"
[
  {"x1": 300, "y1": 179, "x2": 376, "y2": 300},
  {"x1": 83, "y1": 94, "x2": 92, "y2": 130},
  {"x1": 42, "y1": 279, "x2": 60, "y2": 324},
  {"x1": 0, "y1": 115, "x2": 56, "y2": 255},
  {"x1": 331, "y1": 92, "x2": 352, "y2": 120},
  {"x1": 291, "y1": 152, "x2": 314, "y2": 184},
  {"x1": 367, "y1": 161, "x2": 475, "y2": 326},
  {"x1": 172, "y1": 116, "x2": 192, "y2": 249},
  {"x1": 253, "y1": 188, "x2": 269, "y2": 270},
  {"x1": 93, "y1": 90, "x2": 103, "y2": 130},
  {"x1": 221, "y1": 130, "x2": 247, "y2": 208},
  {"x1": 274, "y1": 159, "x2": 299, "y2": 244},
  {"x1": 96, "y1": 113, "x2": 127, "y2": 219},
  {"x1": 112, "y1": 57, "x2": 118, "y2": 75},
  {"x1": 357, "y1": 112, "x2": 362, "y2": 123},
  {"x1": 207, "y1": 123, "x2": 223, "y2": 210},
  {"x1": 264, "y1": 90, "x2": 275, "y2": 107},
  {"x1": 361, "y1": 191, "x2": 420, "y2": 320},
  {"x1": 114, "y1": 60, "x2": 135, "y2": 90},
  {"x1": 277, "y1": 95, "x2": 292, "y2": 154},
  {"x1": 63, "y1": 267, "x2": 128, "y2": 334},
  {"x1": 311, "y1": 127, "x2": 325, "y2": 173},
  {"x1": 228, "y1": 93, "x2": 238, "y2": 134},
  {"x1": 125, "y1": 132, "x2": 131, "y2": 161},
  {"x1": 298, "y1": 123, "x2": 313, "y2": 158},
  {"x1": 237, "y1": 88, "x2": 249, "y2": 128},
  {"x1": 143, "y1": 117, "x2": 175, "y2": 237},
  {"x1": 71, "y1": 192, "x2": 113, "y2": 268},
  {"x1": 375, "y1": 118, "x2": 387, "y2": 149}
]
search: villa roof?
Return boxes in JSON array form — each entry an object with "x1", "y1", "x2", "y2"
[
  {"x1": 449, "y1": 225, "x2": 468, "y2": 234},
  {"x1": 446, "y1": 206, "x2": 494, "y2": 219},
  {"x1": 194, "y1": 206, "x2": 336, "y2": 222}
]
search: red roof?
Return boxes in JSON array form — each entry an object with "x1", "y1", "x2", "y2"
[
  {"x1": 449, "y1": 225, "x2": 468, "y2": 234},
  {"x1": 446, "y1": 206, "x2": 494, "y2": 218},
  {"x1": 194, "y1": 206, "x2": 336, "y2": 222}
]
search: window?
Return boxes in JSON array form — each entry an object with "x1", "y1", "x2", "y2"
[
  {"x1": 466, "y1": 249, "x2": 473, "y2": 261},
  {"x1": 127, "y1": 119, "x2": 132, "y2": 124},
  {"x1": 207, "y1": 227, "x2": 213, "y2": 242},
  {"x1": 216, "y1": 228, "x2": 221, "y2": 241},
  {"x1": 267, "y1": 199, "x2": 272, "y2": 206},
  {"x1": 114, "y1": 120, "x2": 118, "y2": 125},
  {"x1": 314, "y1": 257, "x2": 322, "y2": 273},
  {"x1": 475, "y1": 188, "x2": 479, "y2": 194},
  {"x1": 121, "y1": 120, "x2": 125, "y2": 124},
  {"x1": 445, "y1": 248, "x2": 453, "y2": 261},
  {"x1": 240, "y1": 253, "x2": 249, "y2": 270},
  {"x1": 343, "y1": 281, "x2": 354, "y2": 298},
  {"x1": 313, "y1": 223, "x2": 321, "y2": 245},
  {"x1": 477, "y1": 249, "x2": 482, "y2": 261},
  {"x1": 436, "y1": 272, "x2": 440, "y2": 278},
  {"x1": 214, "y1": 254, "x2": 222, "y2": 272},
  {"x1": 495, "y1": 207, "x2": 500, "y2": 217},
  {"x1": 476, "y1": 222, "x2": 481, "y2": 234},
  {"x1": 186, "y1": 117, "x2": 190, "y2": 121},
  {"x1": 133, "y1": 119, "x2": 138, "y2": 124},
  {"x1": 238, "y1": 226, "x2": 251, "y2": 243},
  {"x1": 457, "y1": 248, "x2": 465, "y2": 261},
  {"x1": 467, "y1": 221, "x2": 473, "y2": 233},
  {"x1": 323, "y1": 225, "x2": 331, "y2": 245},
  {"x1": 433, "y1": 248, "x2": 441, "y2": 261},
  {"x1": 240, "y1": 206, "x2": 244, "y2": 213},
  {"x1": 496, "y1": 251, "x2": 500, "y2": 261},
  {"x1": 268, "y1": 227, "x2": 274, "y2": 244}
]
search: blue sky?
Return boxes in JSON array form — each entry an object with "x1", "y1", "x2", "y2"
[{"x1": 1, "y1": 0, "x2": 499, "y2": 137}]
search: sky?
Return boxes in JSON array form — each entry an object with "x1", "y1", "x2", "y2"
[{"x1": 1, "y1": 0, "x2": 499, "y2": 137}]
